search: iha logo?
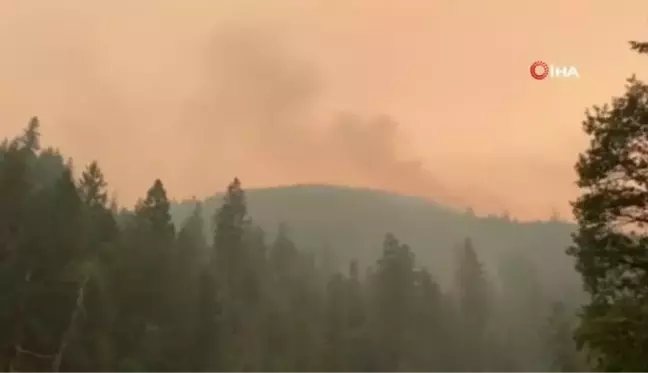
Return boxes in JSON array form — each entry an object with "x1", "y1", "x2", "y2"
[{"x1": 530, "y1": 61, "x2": 580, "y2": 80}]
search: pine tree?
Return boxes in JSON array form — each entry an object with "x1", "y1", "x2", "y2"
[
  {"x1": 171, "y1": 202, "x2": 208, "y2": 370},
  {"x1": 134, "y1": 179, "x2": 176, "y2": 324},
  {"x1": 111, "y1": 179, "x2": 176, "y2": 370},
  {"x1": 0, "y1": 115, "x2": 623, "y2": 372},
  {"x1": 0, "y1": 117, "x2": 40, "y2": 261},
  {"x1": 456, "y1": 238, "x2": 489, "y2": 332},
  {"x1": 325, "y1": 271, "x2": 348, "y2": 371},
  {"x1": 211, "y1": 178, "x2": 255, "y2": 371},
  {"x1": 78, "y1": 162, "x2": 108, "y2": 207},
  {"x1": 213, "y1": 177, "x2": 248, "y2": 274},
  {"x1": 0, "y1": 130, "x2": 34, "y2": 369},
  {"x1": 345, "y1": 260, "x2": 369, "y2": 371},
  {"x1": 270, "y1": 223, "x2": 298, "y2": 281},
  {"x1": 373, "y1": 233, "x2": 416, "y2": 371},
  {"x1": 408, "y1": 268, "x2": 446, "y2": 370},
  {"x1": 544, "y1": 302, "x2": 586, "y2": 372},
  {"x1": 11, "y1": 166, "x2": 85, "y2": 371},
  {"x1": 193, "y1": 266, "x2": 220, "y2": 372},
  {"x1": 20, "y1": 117, "x2": 41, "y2": 153},
  {"x1": 264, "y1": 223, "x2": 301, "y2": 371},
  {"x1": 568, "y1": 41, "x2": 648, "y2": 371},
  {"x1": 497, "y1": 251, "x2": 547, "y2": 370},
  {"x1": 58, "y1": 161, "x2": 119, "y2": 371},
  {"x1": 135, "y1": 179, "x2": 175, "y2": 242},
  {"x1": 78, "y1": 161, "x2": 118, "y2": 249},
  {"x1": 455, "y1": 237, "x2": 491, "y2": 370}
]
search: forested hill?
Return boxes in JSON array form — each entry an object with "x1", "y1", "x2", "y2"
[
  {"x1": 1, "y1": 120, "x2": 587, "y2": 371},
  {"x1": 170, "y1": 184, "x2": 581, "y2": 299}
]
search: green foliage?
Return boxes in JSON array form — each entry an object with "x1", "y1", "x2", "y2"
[
  {"x1": 456, "y1": 238, "x2": 490, "y2": 333},
  {"x1": 545, "y1": 302, "x2": 587, "y2": 372},
  {"x1": 0, "y1": 119, "x2": 586, "y2": 372},
  {"x1": 568, "y1": 42, "x2": 648, "y2": 371},
  {"x1": 169, "y1": 184, "x2": 578, "y2": 298}
]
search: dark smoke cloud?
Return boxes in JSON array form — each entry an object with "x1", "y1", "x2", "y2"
[
  {"x1": 184, "y1": 26, "x2": 476, "y2": 208},
  {"x1": 0, "y1": 1, "x2": 506, "y2": 214}
]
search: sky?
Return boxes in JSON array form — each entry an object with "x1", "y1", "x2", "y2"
[{"x1": 1, "y1": 0, "x2": 647, "y2": 220}]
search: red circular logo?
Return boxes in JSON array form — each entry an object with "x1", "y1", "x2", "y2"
[{"x1": 530, "y1": 61, "x2": 549, "y2": 80}]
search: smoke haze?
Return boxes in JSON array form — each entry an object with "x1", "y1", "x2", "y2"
[{"x1": 1, "y1": 0, "x2": 647, "y2": 219}]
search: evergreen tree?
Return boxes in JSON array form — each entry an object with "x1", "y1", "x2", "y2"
[
  {"x1": 373, "y1": 233, "x2": 416, "y2": 371},
  {"x1": 544, "y1": 302, "x2": 586, "y2": 372},
  {"x1": 193, "y1": 266, "x2": 220, "y2": 372},
  {"x1": 213, "y1": 178, "x2": 248, "y2": 268},
  {"x1": 20, "y1": 117, "x2": 40, "y2": 153},
  {"x1": 456, "y1": 238, "x2": 489, "y2": 333},
  {"x1": 408, "y1": 268, "x2": 447, "y2": 370},
  {"x1": 11, "y1": 166, "x2": 85, "y2": 371},
  {"x1": 78, "y1": 161, "x2": 118, "y2": 250},
  {"x1": 135, "y1": 179, "x2": 175, "y2": 242},
  {"x1": 111, "y1": 179, "x2": 175, "y2": 370},
  {"x1": 496, "y1": 251, "x2": 547, "y2": 370},
  {"x1": 0, "y1": 117, "x2": 608, "y2": 372},
  {"x1": 455, "y1": 238, "x2": 491, "y2": 370},
  {"x1": 211, "y1": 178, "x2": 255, "y2": 371},
  {"x1": 264, "y1": 224, "x2": 299, "y2": 370},
  {"x1": 165, "y1": 201, "x2": 208, "y2": 370},
  {"x1": 269, "y1": 223, "x2": 298, "y2": 282},
  {"x1": 0, "y1": 132, "x2": 35, "y2": 370},
  {"x1": 568, "y1": 41, "x2": 648, "y2": 371},
  {"x1": 59, "y1": 162, "x2": 119, "y2": 371}
]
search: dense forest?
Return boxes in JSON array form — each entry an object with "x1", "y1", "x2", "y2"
[
  {"x1": 0, "y1": 119, "x2": 585, "y2": 372},
  {"x1": 1, "y1": 39, "x2": 647, "y2": 373},
  {"x1": 169, "y1": 184, "x2": 580, "y2": 291}
]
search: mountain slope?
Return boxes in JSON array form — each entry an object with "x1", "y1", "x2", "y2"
[{"x1": 170, "y1": 184, "x2": 580, "y2": 298}]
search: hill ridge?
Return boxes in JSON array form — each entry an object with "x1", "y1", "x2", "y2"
[{"x1": 170, "y1": 184, "x2": 577, "y2": 297}]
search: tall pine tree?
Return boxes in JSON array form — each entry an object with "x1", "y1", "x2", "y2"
[{"x1": 569, "y1": 40, "x2": 648, "y2": 371}]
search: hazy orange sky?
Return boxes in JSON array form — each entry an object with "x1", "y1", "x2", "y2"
[{"x1": 1, "y1": 0, "x2": 647, "y2": 220}]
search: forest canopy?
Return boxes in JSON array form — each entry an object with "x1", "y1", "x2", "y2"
[{"x1": 0, "y1": 119, "x2": 584, "y2": 371}]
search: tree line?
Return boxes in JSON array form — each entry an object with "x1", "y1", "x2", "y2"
[
  {"x1": 2, "y1": 37, "x2": 648, "y2": 373},
  {"x1": 0, "y1": 119, "x2": 582, "y2": 371}
]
